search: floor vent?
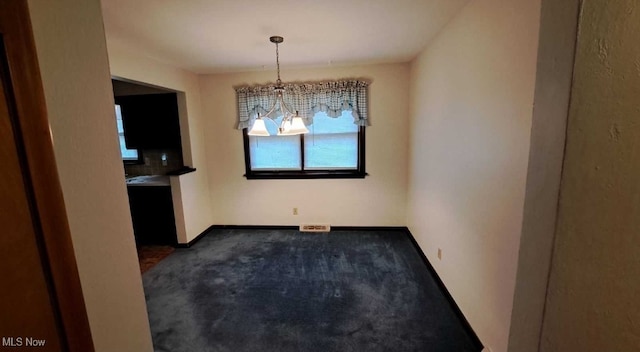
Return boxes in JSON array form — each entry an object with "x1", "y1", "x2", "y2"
[{"x1": 299, "y1": 224, "x2": 331, "y2": 232}]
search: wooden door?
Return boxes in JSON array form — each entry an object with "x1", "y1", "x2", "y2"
[{"x1": 0, "y1": 1, "x2": 94, "y2": 351}]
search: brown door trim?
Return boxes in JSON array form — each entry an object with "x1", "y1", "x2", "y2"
[{"x1": 0, "y1": 1, "x2": 94, "y2": 350}]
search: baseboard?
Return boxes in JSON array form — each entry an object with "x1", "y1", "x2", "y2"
[
  {"x1": 177, "y1": 225, "x2": 410, "y2": 247},
  {"x1": 210, "y1": 224, "x2": 299, "y2": 230},
  {"x1": 401, "y1": 228, "x2": 484, "y2": 350},
  {"x1": 175, "y1": 225, "x2": 215, "y2": 248},
  {"x1": 176, "y1": 225, "x2": 302, "y2": 248},
  {"x1": 209, "y1": 224, "x2": 409, "y2": 231},
  {"x1": 331, "y1": 226, "x2": 408, "y2": 231}
]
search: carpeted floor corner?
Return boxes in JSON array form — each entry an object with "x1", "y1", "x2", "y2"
[{"x1": 142, "y1": 228, "x2": 482, "y2": 352}]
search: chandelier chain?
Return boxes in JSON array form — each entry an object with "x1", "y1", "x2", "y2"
[
  {"x1": 275, "y1": 42, "x2": 281, "y2": 86},
  {"x1": 247, "y1": 36, "x2": 309, "y2": 136}
]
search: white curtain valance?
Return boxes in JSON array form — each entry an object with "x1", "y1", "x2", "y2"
[{"x1": 235, "y1": 80, "x2": 370, "y2": 130}]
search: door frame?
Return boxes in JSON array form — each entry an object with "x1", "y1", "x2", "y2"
[{"x1": 0, "y1": 1, "x2": 94, "y2": 350}]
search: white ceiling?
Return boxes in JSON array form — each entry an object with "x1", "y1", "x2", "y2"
[{"x1": 101, "y1": 0, "x2": 470, "y2": 74}]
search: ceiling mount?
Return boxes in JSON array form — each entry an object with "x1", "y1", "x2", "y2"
[{"x1": 269, "y1": 36, "x2": 284, "y2": 44}]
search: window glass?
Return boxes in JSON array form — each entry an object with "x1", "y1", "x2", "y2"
[
  {"x1": 244, "y1": 110, "x2": 364, "y2": 178},
  {"x1": 115, "y1": 104, "x2": 139, "y2": 161},
  {"x1": 249, "y1": 114, "x2": 301, "y2": 170},
  {"x1": 304, "y1": 111, "x2": 358, "y2": 170},
  {"x1": 249, "y1": 136, "x2": 301, "y2": 170}
]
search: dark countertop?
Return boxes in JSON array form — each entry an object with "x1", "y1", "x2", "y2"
[
  {"x1": 125, "y1": 175, "x2": 170, "y2": 187},
  {"x1": 165, "y1": 166, "x2": 196, "y2": 176}
]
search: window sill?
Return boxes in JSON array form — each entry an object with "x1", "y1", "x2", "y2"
[{"x1": 244, "y1": 170, "x2": 368, "y2": 180}]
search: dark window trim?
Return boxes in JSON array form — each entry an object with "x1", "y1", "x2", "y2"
[
  {"x1": 123, "y1": 149, "x2": 144, "y2": 165},
  {"x1": 243, "y1": 126, "x2": 367, "y2": 180},
  {"x1": 115, "y1": 102, "x2": 144, "y2": 165}
]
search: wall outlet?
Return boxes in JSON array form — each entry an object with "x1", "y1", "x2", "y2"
[
  {"x1": 293, "y1": 207, "x2": 298, "y2": 215},
  {"x1": 144, "y1": 157, "x2": 150, "y2": 166},
  {"x1": 437, "y1": 248, "x2": 442, "y2": 260}
]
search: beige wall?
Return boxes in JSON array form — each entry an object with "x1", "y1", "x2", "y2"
[
  {"x1": 27, "y1": 0, "x2": 153, "y2": 350},
  {"x1": 407, "y1": 0, "x2": 541, "y2": 350},
  {"x1": 200, "y1": 63, "x2": 410, "y2": 226},
  {"x1": 107, "y1": 41, "x2": 214, "y2": 243},
  {"x1": 540, "y1": 1, "x2": 640, "y2": 351}
]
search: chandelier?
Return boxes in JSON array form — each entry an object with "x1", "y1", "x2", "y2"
[{"x1": 247, "y1": 36, "x2": 309, "y2": 136}]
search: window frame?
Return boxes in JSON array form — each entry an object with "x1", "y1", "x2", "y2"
[
  {"x1": 122, "y1": 149, "x2": 144, "y2": 165},
  {"x1": 242, "y1": 125, "x2": 367, "y2": 179},
  {"x1": 115, "y1": 103, "x2": 144, "y2": 165}
]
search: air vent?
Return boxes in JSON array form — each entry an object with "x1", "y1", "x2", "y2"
[{"x1": 299, "y1": 224, "x2": 331, "y2": 232}]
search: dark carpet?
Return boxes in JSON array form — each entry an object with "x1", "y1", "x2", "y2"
[{"x1": 142, "y1": 228, "x2": 481, "y2": 352}]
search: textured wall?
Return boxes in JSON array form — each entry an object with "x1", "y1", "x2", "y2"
[
  {"x1": 507, "y1": 0, "x2": 579, "y2": 351},
  {"x1": 407, "y1": 0, "x2": 541, "y2": 350},
  {"x1": 199, "y1": 63, "x2": 410, "y2": 226},
  {"x1": 27, "y1": 0, "x2": 154, "y2": 350},
  {"x1": 540, "y1": 1, "x2": 640, "y2": 351}
]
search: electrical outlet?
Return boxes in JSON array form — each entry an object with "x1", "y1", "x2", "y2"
[
  {"x1": 437, "y1": 248, "x2": 442, "y2": 260},
  {"x1": 293, "y1": 207, "x2": 298, "y2": 215}
]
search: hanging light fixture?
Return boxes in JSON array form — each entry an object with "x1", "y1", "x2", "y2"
[{"x1": 248, "y1": 36, "x2": 309, "y2": 136}]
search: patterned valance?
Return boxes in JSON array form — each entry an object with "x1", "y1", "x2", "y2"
[{"x1": 235, "y1": 80, "x2": 370, "y2": 130}]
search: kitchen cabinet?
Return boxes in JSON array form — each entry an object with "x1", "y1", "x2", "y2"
[
  {"x1": 127, "y1": 182, "x2": 177, "y2": 246},
  {"x1": 115, "y1": 93, "x2": 182, "y2": 149}
]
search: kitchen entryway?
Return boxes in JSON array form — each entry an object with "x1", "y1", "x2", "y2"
[{"x1": 111, "y1": 79, "x2": 189, "y2": 270}]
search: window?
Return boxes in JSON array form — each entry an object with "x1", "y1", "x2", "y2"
[
  {"x1": 115, "y1": 104, "x2": 142, "y2": 163},
  {"x1": 236, "y1": 79, "x2": 369, "y2": 179},
  {"x1": 243, "y1": 111, "x2": 366, "y2": 179}
]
